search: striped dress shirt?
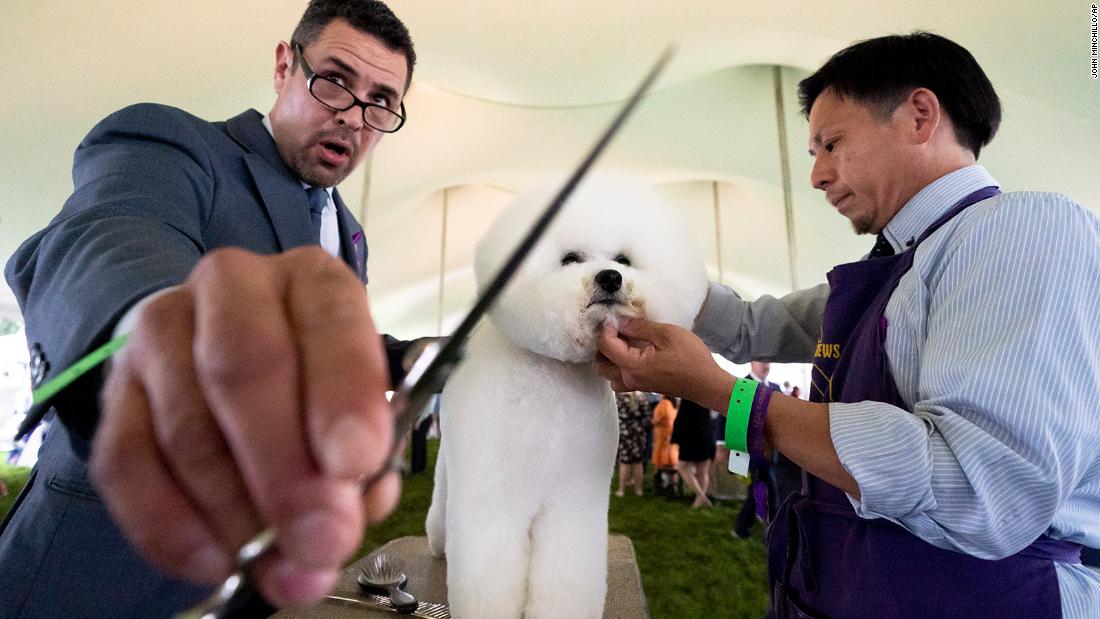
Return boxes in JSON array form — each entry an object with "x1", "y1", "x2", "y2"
[{"x1": 694, "y1": 165, "x2": 1100, "y2": 616}]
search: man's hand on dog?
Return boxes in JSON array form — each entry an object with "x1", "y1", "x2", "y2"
[
  {"x1": 92, "y1": 247, "x2": 399, "y2": 608},
  {"x1": 596, "y1": 317, "x2": 735, "y2": 410}
]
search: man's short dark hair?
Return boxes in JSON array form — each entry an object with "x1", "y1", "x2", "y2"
[
  {"x1": 797, "y1": 32, "x2": 1001, "y2": 158},
  {"x1": 291, "y1": 0, "x2": 417, "y2": 91}
]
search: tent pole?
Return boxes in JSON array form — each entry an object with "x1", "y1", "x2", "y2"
[
  {"x1": 357, "y1": 154, "x2": 373, "y2": 229},
  {"x1": 437, "y1": 188, "x2": 449, "y2": 336},
  {"x1": 711, "y1": 180, "x2": 724, "y2": 285},
  {"x1": 773, "y1": 65, "x2": 799, "y2": 291}
]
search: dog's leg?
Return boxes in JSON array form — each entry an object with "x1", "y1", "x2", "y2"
[
  {"x1": 524, "y1": 491, "x2": 609, "y2": 619},
  {"x1": 425, "y1": 440, "x2": 447, "y2": 557},
  {"x1": 446, "y1": 507, "x2": 532, "y2": 619}
]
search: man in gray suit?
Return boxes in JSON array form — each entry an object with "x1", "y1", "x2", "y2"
[{"x1": 0, "y1": 1, "x2": 418, "y2": 615}]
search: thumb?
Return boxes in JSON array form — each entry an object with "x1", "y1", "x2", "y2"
[
  {"x1": 616, "y1": 316, "x2": 664, "y2": 345},
  {"x1": 597, "y1": 323, "x2": 633, "y2": 364}
]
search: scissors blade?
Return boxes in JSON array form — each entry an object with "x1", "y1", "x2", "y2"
[{"x1": 387, "y1": 45, "x2": 676, "y2": 438}]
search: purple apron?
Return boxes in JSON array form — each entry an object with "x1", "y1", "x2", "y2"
[{"x1": 768, "y1": 186, "x2": 1082, "y2": 618}]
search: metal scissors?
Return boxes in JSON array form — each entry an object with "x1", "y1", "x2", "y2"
[{"x1": 13, "y1": 45, "x2": 672, "y2": 619}]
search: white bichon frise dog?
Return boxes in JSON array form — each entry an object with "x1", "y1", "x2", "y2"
[{"x1": 425, "y1": 176, "x2": 707, "y2": 619}]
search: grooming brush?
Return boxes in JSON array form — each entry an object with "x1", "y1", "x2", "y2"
[{"x1": 357, "y1": 553, "x2": 418, "y2": 613}]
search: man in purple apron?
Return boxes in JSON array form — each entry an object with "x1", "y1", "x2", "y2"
[{"x1": 598, "y1": 32, "x2": 1100, "y2": 617}]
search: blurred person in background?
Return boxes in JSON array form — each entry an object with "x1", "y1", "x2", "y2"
[
  {"x1": 614, "y1": 391, "x2": 649, "y2": 497},
  {"x1": 671, "y1": 398, "x2": 716, "y2": 508}
]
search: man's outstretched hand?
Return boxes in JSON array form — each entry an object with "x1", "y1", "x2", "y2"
[{"x1": 92, "y1": 247, "x2": 399, "y2": 608}]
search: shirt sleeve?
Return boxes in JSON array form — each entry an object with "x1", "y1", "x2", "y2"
[
  {"x1": 830, "y1": 193, "x2": 1100, "y2": 559},
  {"x1": 693, "y1": 281, "x2": 828, "y2": 363}
]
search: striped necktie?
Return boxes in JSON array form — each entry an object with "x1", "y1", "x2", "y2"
[{"x1": 306, "y1": 186, "x2": 327, "y2": 243}]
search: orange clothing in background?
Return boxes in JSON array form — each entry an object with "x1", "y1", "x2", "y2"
[{"x1": 651, "y1": 399, "x2": 679, "y2": 468}]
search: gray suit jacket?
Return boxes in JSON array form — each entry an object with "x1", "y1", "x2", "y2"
[{"x1": 0, "y1": 105, "x2": 380, "y2": 617}]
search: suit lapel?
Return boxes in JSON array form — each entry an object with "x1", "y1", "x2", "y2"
[
  {"x1": 333, "y1": 188, "x2": 368, "y2": 283},
  {"x1": 225, "y1": 109, "x2": 314, "y2": 251}
]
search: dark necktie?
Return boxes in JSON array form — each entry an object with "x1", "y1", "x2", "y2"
[
  {"x1": 868, "y1": 233, "x2": 894, "y2": 258},
  {"x1": 306, "y1": 186, "x2": 327, "y2": 243}
]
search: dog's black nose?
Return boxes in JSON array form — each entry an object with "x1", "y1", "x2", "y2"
[{"x1": 595, "y1": 269, "x2": 622, "y2": 293}]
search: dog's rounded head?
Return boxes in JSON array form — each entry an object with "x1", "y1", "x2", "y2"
[{"x1": 474, "y1": 175, "x2": 708, "y2": 363}]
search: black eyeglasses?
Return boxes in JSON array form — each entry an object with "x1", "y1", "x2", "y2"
[{"x1": 294, "y1": 44, "x2": 406, "y2": 133}]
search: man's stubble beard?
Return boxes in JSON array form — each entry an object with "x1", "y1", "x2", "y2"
[
  {"x1": 290, "y1": 151, "x2": 352, "y2": 189},
  {"x1": 850, "y1": 211, "x2": 875, "y2": 235}
]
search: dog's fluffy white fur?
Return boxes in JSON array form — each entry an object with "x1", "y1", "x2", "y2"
[{"x1": 425, "y1": 176, "x2": 707, "y2": 618}]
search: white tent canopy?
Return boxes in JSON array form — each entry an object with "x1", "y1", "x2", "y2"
[{"x1": 1, "y1": 1, "x2": 1096, "y2": 338}]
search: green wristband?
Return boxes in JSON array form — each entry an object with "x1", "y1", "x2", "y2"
[{"x1": 725, "y1": 378, "x2": 759, "y2": 453}]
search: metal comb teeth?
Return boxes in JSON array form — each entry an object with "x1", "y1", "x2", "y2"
[{"x1": 324, "y1": 594, "x2": 451, "y2": 618}]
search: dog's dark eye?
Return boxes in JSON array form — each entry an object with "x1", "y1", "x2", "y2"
[
  {"x1": 614, "y1": 253, "x2": 631, "y2": 267},
  {"x1": 561, "y1": 252, "x2": 583, "y2": 266}
]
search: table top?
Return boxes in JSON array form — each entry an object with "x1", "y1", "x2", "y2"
[{"x1": 274, "y1": 534, "x2": 649, "y2": 618}]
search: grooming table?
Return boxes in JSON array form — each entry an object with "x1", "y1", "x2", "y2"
[{"x1": 275, "y1": 534, "x2": 648, "y2": 618}]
